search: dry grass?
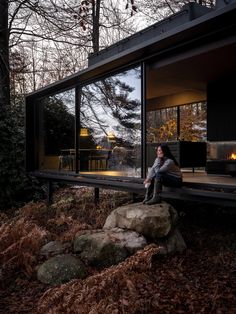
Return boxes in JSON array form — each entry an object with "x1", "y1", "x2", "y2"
[
  {"x1": 0, "y1": 187, "x2": 235, "y2": 314},
  {"x1": 37, "y1": 244, "x2": 160, "y2": 314},
  {"x1": 0, "y1": 187, "x2": 131, "y2": 283},
  {"x1": 0, "y1": 218, "x2": 48, "y2": 280}
]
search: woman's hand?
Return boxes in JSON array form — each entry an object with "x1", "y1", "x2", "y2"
[{"x1": 143, "y1": 179, "x2": 151, "y2": 185}]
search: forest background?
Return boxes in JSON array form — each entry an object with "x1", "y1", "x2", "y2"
[{"x1": 0, "y1": 0, "x2": 215, "y2": 209}]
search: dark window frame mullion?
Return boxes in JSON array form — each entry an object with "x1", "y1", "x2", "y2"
[
  {"x1": 75, "y1": 85, "x2": 80, "y2": 174},
  {"x1": 141, "y1": 61, "x2": 146, "y2": 179},
  {"x1": 177, "y1": 105, "x2": 180, "y2": 140}
]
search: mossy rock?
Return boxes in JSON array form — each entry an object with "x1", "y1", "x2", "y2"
[
  {"x1": 74, "y1": 228, "x2": 147, "y2": 268},
  {"x1": 37, "y1": 254, "x2": 87, "y2": 285}
]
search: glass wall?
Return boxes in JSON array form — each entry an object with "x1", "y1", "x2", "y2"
[
  {"x1": 180, "y1": 102, "x2": 206, "y2": 142},
  {"x1": 37, "y1": 89, "x2": 75, "y2": 171},
  {"x1": 147, "y1": 107, "x2": 177, "y2": 143},
  {"x1": 79, "y1": 66, "x2": 141, "y2": 177},
  {"x1": 146, "y1": 57, "x2": 207, "y2": 169},
  {"x1": 147, "y1": 102, "x2": 206, "y2": 143},
  {"x1": 146, "y1": 103, "x2": 206, "y2": 168}
]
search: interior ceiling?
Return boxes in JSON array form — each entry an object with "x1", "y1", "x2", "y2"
[{"x1": 146, "y1": 42, "x2": 236, "y2": 100}]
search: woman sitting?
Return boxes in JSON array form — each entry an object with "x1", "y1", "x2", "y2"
[{"x1": 143, "y1": 144, "x2": 182, "y2": 205}]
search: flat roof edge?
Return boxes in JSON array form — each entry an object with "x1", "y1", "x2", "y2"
[
  {"x1": 25, "y1": 2, "x2": 236, "y2": 100},
  {"x1": 88, "y1": 2, "x2": 212, "y2": 67}
]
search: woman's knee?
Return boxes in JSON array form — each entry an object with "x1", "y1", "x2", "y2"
[{"x1": 155, "y1": 173, "x2": 164, "y2": 181}]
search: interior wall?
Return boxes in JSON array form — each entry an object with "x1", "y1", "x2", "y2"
[
  {"x1": 207, "y1": 74, "x2": 236, "y2": 141},
  {"x1": 147, "y1": 90, "x2": 206, "y2": 111}
]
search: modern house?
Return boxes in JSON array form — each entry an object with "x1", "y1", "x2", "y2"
[{"x1": 25, "y1": 0, "x2": 236, "y2": 205}]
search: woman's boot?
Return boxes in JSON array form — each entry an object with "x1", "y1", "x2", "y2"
[
  {"x1": 146, "y1": 178, "x2": 162, "y2": 205},
  {"x1": 142, "y1": 182, "x2": 153, "y2": 204}
]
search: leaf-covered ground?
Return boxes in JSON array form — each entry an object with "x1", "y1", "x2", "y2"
[{"x1": 0, "y1": 187, "x2": 235, "y2": 314}]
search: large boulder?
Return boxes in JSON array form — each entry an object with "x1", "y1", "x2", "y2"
[
  {"x1": 103, "y1": 202, "x2": 178, "y2": 239},
  {"x1": 37, "y1": 254, "x2": 87, "y2": 285},
  {"x1": 74, "y1": 228, "x2": 147, "y2": 268}
]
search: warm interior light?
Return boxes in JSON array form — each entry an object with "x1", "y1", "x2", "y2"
[
  {"x1": 107, "y1": 131, "x2": 116, "y2": 142},
  {"x1": 107, "y1": 131, "x2": 115, "y2": 139},
  {"x1": 80, "y1": 128, "x2": 89, "y2": 137},
  {"x1": 229, "y1": 153, "x2": 236, "y2": 160}
]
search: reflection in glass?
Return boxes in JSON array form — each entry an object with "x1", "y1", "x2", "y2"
[
  {"x1": 146, "y1": 103, "x2": 206, "y2": 168},
  {"x1": 180, "y1": 102, "x2": 206, "y2": 141},
  {"x1": 147, "y1": 107, "x2": 177, "y2": 143},
  {"x1": 37, "y1": 89, "x2": 75, "y2": 171},
  {"x1": 80, "y1": 66, "x2": 141, "y2": 177}
]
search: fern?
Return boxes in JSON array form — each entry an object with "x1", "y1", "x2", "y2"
[{"x1": 0, "y1": 218, "x2": 48, "y2": 279}]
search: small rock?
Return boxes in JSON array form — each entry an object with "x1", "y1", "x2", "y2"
[
  {"x1": 40, "y1": 241, "x2": 70, "y2": 257},
  {"x1": 37, "y1": 254, "x2": 86, "y2": 285},
  {"x1": 154, "y1": 228, "x2": 187, "y2": 255}
]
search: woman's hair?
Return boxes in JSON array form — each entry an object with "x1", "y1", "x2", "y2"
[{"x1": 157, "y1": 143, "x2": 179, "y2": 166}]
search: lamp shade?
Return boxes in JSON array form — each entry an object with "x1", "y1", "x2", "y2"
[
  {"x1": 80, "y1": 128, "x2": 89, "y2": 136},
  {"x1": 107, "y1": 132, "x2": 116, "y2": 142}
]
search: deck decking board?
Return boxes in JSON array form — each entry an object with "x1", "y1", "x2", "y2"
[{"x1": 32, "y1": 171, "x2": 236, "y2": 207}]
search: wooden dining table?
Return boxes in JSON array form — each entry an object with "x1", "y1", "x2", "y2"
[{"x1": 60, "y1": 148, "x2": 112, "y2": 171}]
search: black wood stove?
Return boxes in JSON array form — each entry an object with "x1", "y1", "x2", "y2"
[{"x1": 206, "y1": 142, "x2": 236, "y2": 176}]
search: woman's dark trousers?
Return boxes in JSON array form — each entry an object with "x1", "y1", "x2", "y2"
[
  {"x1": 142, "y1": 180, "x2": 154, "y2": 203},
  {"x1": 146, "y1": 173, "x2": 182, "y2": 205}
]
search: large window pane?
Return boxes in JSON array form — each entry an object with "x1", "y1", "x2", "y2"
[
  {"x1": 146, "y1": 106, "x2": 177, "y2": 168},
  {"x1": 147, "y1": 107, "x2": 177, "y2": 143},
  {"x1": 80, "y1": 66, "x2": 141, "y2": 177},
  {"x1": 180, "y1": 102, "x2": 206, "y2": 141},
  {"x1": 146, "y1": 58, "x2": 207, "y2": 171},
  {"x1": 37, "y1": 89, "x2": 75, "y2": 171}
]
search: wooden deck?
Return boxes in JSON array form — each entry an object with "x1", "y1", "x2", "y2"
[
  {"x1": 77, "y1": 170, "x2": 236, "y2": 188},
  {"x1": 32, "y1": 170, "x2": 236, "y2": 207},
  {"x1": 182, "y1": 171, "x2": 236, "y2": 188}
]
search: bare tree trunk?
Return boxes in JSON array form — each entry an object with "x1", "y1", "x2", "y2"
[
  {"x1": 0, "y1": 0, "x2": 10, "y2": 115},
  {"x1": 92, "y1": 0, "x2": 101, "y2": 53},
  {"x1": 31, "y1": 42, "x2": 37, "y2": 91}
]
